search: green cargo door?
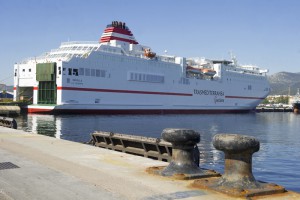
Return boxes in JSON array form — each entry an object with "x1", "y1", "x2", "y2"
[{"x1": 36, "y1": 63, "x2": 57, "y2": 104}]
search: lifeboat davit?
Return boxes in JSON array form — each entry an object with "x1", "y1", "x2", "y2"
[
  {"x1": 144, "y1": 48, "x2": 156, "y2": 58},
  {"x1": 201, "y1": 68, "x2": 216, "y2": 76}
]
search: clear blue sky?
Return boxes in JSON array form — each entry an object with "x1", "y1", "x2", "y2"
[{"x1": 1, "y1": 0, "x2": 299, "y2": 85}]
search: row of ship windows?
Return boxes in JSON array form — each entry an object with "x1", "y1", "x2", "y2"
[
  {"x1": 61, "y1": 68, "x2": 165, "y2": 84},
  {"x1": 61, "y1": 67, "x2": 106, "y2": 78},
  {"x1": 227, "y1": 71, "x2": 264, "y2": 80},
  {"x1": 128, "y1": 72, "x2": 164, "y2": 83}
]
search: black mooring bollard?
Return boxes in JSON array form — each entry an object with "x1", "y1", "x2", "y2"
[
  {"x1": 160, "y1": 128, "x2": 202, "y2": 176},
  {"x1": 213, "y1": 134, "x2": 260, "y2": 189},
  {"x1": 192, "y1": 133, "x2": 285, "y2": 197}
]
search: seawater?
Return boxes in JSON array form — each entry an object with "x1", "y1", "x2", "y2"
[{"x1": 16, "y1": 112, "x2": 300, "y2": 192}]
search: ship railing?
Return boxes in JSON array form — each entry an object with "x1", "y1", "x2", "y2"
[
  {"x1": 156, "y1": 55, "x2": 176, "y2": 63},
  {"x1": 61, "y1": 41, "x2": 99, "y2": 46},
  {"x1": 49, "y1": 49, "x2": 92, "y2": 55},
  {"x1": 226, "y1": 68, "x2": 265, "y2": 76},
  {"x1": 19, "y1": 52, "x2": 51, "y2": 64},
  {"x1": 19, "y1": 57, "x2": 38, "y2": 64}
]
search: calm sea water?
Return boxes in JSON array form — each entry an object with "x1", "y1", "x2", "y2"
[{"x1": 15, "y1": 112, "x2": 300, "y2": 192}]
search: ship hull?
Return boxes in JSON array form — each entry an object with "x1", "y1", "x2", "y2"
[
  {"x1": 24, "y1": 105, "x2": 252, "y2": 115},
  {"x1": 292, "y1": 102, "x2": 300, "y2": 113},
  {"x1": 23, "y1": 72, "x2": 268, "y2": 115},
  {"x1": 21, "y1": 80, "x2": 267, "y2": 115},
  {"x1": 292, "y1": 103, "x2": 300, "y2": 109}
]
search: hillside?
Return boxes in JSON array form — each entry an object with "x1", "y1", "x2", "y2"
[
  {"x1": 268, "y1": 72, "x2": 300, "y2": 95},
  {"x1": 0, "y1": 85, "x2": 13, "y2": 93}
]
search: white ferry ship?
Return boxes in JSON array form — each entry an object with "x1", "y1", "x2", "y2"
[{"x1": 13, "y1": 21, "x2": 270, "y2": 114}]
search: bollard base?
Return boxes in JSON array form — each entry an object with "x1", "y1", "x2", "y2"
[
  {"x1": 191, "y1": 177, "x2": 286, "y2": 197},
  {"x1": 146, "y1": 166, "x2": 221, "y2": 180}
]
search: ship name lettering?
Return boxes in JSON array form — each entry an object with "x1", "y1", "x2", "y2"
[
  {"x1": 214, "y1": 97, "x2": 225, "y2": 104},
  {"x1": 194, "y1": 89, "x2": 224, "y2": 96}
]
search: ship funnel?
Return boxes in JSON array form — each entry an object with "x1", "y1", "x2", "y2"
[{"x1": 99, "y1": 21, "x2": 138, "y2": 44}]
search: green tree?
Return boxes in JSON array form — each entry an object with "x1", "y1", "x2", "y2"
[
  {"x1": 261, "y1": 98, "x2": 269, "y2": 104},
  {"x1": 274, "y1": 96, "x2": 289, "y2": 104}
]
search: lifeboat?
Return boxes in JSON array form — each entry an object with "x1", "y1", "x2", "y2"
[
  {"x1": 144, "y1": 48, "x2": 156, "y2": 58},
  {"x1": 201, "y1": 68, "x2": 216, "y2": 76},
  {"x1": 186, "y1": 66, "x2": 201, "y2": 74}
]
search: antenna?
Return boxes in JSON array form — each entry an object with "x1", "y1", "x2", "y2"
[
  {"x1": 229, "y1": 51, "x2": 237, "y2": 65},
  {"x1": 229, "y1": 50, "x2": 233, "y2": 59}
]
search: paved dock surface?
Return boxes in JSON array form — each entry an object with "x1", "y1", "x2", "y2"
[{"x1": 0, "y1": 126, "x2": 299, "y2": 200}]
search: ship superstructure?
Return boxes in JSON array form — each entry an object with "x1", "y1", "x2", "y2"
[{"x1": 14, "y1": 21, "x2": 270, "y2": 114}]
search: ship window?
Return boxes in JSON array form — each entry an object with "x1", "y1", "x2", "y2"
[
  {"x1": 100, "y1": 70, "x2": 106, "y2": 77},
  {"x1": 180, "y1": 77, "x2": 190, "y2": 85},
  {"x1": 68, "y1": 68, "x2": 72, "y2": 75},
  {"x1": 22, "y1": 69, "x2": 25, "y2": 72},
  {"x1": 29, "y1": 69, "x2": 31, "y2": 72},
  {"x1": 91, "y1": 69, "x2": 95, "y2": 76},
  {"x1": 57, "y1": 67, "x2": 61, "y2": 75},
  {"x1": 79, "y1": 68, "x2": 84, "y2": 76},
  {"x1": 85, "y1": 68, "x2": 91, "y2": 76},
  {"x1": 73, "y1": 69, "x2": 78, "y2": 76},
  {"x1": 96, "y1": 69, "x2": 100, "y2": 77}
]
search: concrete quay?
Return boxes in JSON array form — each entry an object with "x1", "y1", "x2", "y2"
[{"x1": 1, "y1": 127, "x2": 299, "y2": 200}]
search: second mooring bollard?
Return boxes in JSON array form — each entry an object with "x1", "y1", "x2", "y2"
[
  {"x1": 192, "y1": 133, "x2": 286, "y2": 197},
  {"x1": 160, "y1": 128, "x2": 203, "y2": 176},
  {"x1": 213, "y1": 134, "x2": 260, "y2": 188}
]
